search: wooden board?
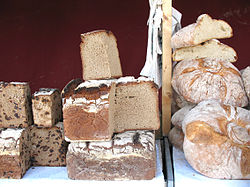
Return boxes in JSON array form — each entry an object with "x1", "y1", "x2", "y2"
[{"x1": 162, "y1": 0, "x2": 172, "y2": 136}]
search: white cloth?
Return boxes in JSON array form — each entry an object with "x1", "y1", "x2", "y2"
[
  {"x1": 140, "y1": 0, "x2": 182, "y2": 87},
  {"x1": 173, "y1": 147, "x2": 250, "y2": 187}
]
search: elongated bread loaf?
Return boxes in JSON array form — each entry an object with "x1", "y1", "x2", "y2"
[
  {"x1": 171, "y1": 14, "x2": 232, "y2": 49},
  {"x1": 172, "y1": 39, "x2": 237, "y2": 62}
]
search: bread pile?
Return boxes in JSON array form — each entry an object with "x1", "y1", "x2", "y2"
[
  {"x1": 169, "y1": 14, "x2": 250, "y2": 179},
  {"x1": 0, "y1": 84, "x2": 67, "y2": 179},
  {"x1": 30, "y1": 88, "x2": 67, "y2": 167},
  {"x1": 62, "y1": 30, "x2": 160, "y2": 180}
]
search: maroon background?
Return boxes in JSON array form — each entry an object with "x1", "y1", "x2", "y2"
[{"x1": 0, "y1": 0, "x2": 249, "y2": 94}]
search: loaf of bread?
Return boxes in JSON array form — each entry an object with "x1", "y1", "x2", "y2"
[
  {"x1": 62, "y1": 79, "x2": 116, "y2": 141},
  {"x1": 172, "y1": 39, "x2": 237, "y2": 62},
  {"x1": 182, "y1": 100, "x2": 250, "y2": 179},
  {"x1": 114, "y1": 76, "x2": 160, "y2": 132},
  {"x1": 66, "y1": 130, "x2": 156, "y2": 180},
  {"x1": 168, "y1": 106, "x2": 193, "y2": 151},
  {"x1": 32, "y1": 88, "x2": 62, "y2": 127},
  {"x1": 62, "y1": 77, "x2": 160, "y2": 141},
  {"x1": 171, "y1": 105, "x2": 194, "y2": 129},
  {"x1": 242, "y1": 66, "x2": 250, "y2": 102},
  {"x1": 172, "y1": 58, "x2": 248, "y2": 107},
  {"x1": 61, "y1": 79, "x2": 83, "y2": 100},
  {"x1": 30, "y1": 122, "x2": 68, "y2": 166},
  {"x1": 80, "y1": 30, "x2": 123, "y2": 80},
  {"x1": 168, "y1": 127, "x2": 184, "y2": 151},
  {"x1": 172, "y1": 89, "x2": 195, "y2": 109},
  {"x1": 171, "y1": 14, "x2": 232, "y2": 49},
  {"x1": 0, "y1": 81, "x2": 33, "y2": 128},
  {"x1": 0, "y1": 128, "x2": 31, "y2": 179}
]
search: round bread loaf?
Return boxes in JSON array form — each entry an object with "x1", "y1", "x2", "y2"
[
  {"x1": 182, "y1": 100, "x2": 250, "y2": 179},
  {"x1": 168, "y1": 127, "x2": 184, "y2": 151},
  {"x1": 242, "y1": 66, "x2": 250, "y2": 102},
  {"x1": 172, "y1": 58, "x2": 248, "y2": 107},
  {"x1": 171, "y1": 105, "x2": 194, "y2": 129}
]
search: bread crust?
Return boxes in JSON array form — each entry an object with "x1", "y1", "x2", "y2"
[
  {"x1": 66, "y1": 130, "x2": 156, "y2": 180},
  {"x1": 182, "y1": 100, "x2": 250, "y2": 179},
  {"x1": 171, "y1": 14, "x2": 233, "y2": 49},
  {"x1": 172, "y1": 58, "x2": 248, "y2": 107},
  {"x1": 172, "y1": 39, "x2": 237, "y2": 62}
]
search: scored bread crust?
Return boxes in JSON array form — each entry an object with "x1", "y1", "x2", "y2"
[
  {"x1": 182, "y1": 100, "x2": 250, "y2": 179},
  {"x1": 172, "y1": 39, "x2": 237, "y2": 62},
  {"x1": 172, "y1": 58, "x2": 248, "y2": 107},
  {"x1": 242, "y1": 66, "x2": 250, "y2": 102},
  {"x1": 171, "y1": 14, "x2": 233, "y2": 49}
]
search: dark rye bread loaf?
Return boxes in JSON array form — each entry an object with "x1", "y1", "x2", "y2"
[
  {"x1": 62, "y1": 79, "x2": 116, "y2": 141},
  {"x1": 30, "y1": 122, "x2": 68, "y2": 166},
  {"x1": 32, "y1": 88, "x2": 62, "y2": 127},
  {"x1": 0, "y1": 81, "x2": 33, "y2": 128},
  {"x1": 0, "y1": 128, "x2": 31, "y2": 179},
  {"x1": 66, "y1": 130, "x2": 156, "y2": 180}
]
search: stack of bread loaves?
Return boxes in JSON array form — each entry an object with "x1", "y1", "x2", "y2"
[
  {"x1": 0, "y1": 83, "x2": 68, "y2": 179},
  {"x1": 0, "y1": 82, "x2": 33, "y2": 179},
  {"x1": 30, "y1": 88, "x2": 68, "y2": 167},
  {"x1": 62, "y1": 30, "x2": 160, "y2": 180},
  {"x1": 169, "y1": 14, "x2": 250, "y2": 179}
]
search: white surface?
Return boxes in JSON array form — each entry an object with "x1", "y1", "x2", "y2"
[
  {"x1": 173, "y1": 147, "x2": 250, "y2": 187},
  {"x1": 0, "y1": 141, "x2": 165, "y2": 187}
]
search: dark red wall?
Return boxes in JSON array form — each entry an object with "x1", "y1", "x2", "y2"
[
  {"x1": 173, "y1": 0, "x2": 250, "y2": 70},
  {"x1": 0, "y1": 0, "x2": 249, "y2": 94}
]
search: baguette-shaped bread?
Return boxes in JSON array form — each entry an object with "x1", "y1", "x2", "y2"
[
  {"x1": 171, "y1": 14, "x2": 233, "y2": 49},
  {"x1": 173, "y1": 39, "x2": 237, "y2": 62},
  {"x1": 182, "y1": 100, "x2": 250, "y2": 179}
]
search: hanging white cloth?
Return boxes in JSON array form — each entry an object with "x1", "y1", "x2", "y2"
[{"x1": 140, "y1": 0, "x2": 182, "y2": 87}]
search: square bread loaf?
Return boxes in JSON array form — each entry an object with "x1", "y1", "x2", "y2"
[
  {"x1": 30, "y1": 122, "x2": 68, "y2": 166},
  {"x1": 62, "y1": 77, "x2": 160, "y2": 141},
  {"x1": 66, "y1": 130, "x2": 156, "y2": 180},
  {"x1": 32, "y1": 88, "x2": 62, "y2": 127},
  {"x1": 62, "y1": 79, "x2": 116, "y2": 141},
  {"x1": 0, "y1": 81, "x2": 33, "y2": 128},
  {"x1": 80, "y1": 30, "x2": 123, "y2": 80},
  {"x1": 0, "y1": 128, "x2": 31, "y2": 179},
  {"x1": 114, "y1": 76, "x2": 160, "y2": 133}
]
